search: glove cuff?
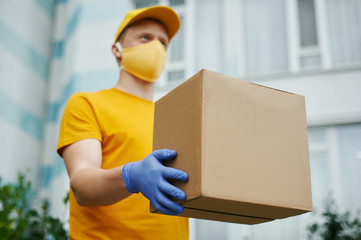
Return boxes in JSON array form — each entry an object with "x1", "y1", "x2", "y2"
[{"x1": 122, "y1": 162, "x2": 138, "y2": 193}]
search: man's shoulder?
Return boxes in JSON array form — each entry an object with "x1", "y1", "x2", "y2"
[
  {"x1": 62, "y1": 89, "x2": 115, "y2": 113},
  {"x1": 69, "y1": 88, "x2": 113, "y2": 102},
  {"x1": 72, "y1": 88, "x2": 111, "y2": 97}
]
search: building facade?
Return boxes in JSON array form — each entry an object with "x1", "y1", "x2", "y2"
[{"x1": 0, "y1": 0, "x2": 360, "y2": 239}]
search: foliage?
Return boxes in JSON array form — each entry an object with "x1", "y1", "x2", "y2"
[
  {"x1": 307, "y1": 198, "x2": 361, "y2": 240},
  {"x1": 0, "y1": 173, "x2": 68, "y2": 240}
]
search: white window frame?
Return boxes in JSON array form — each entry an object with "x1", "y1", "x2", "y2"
[
  {"x1": 286, "y1": 0, "x2": 332, "y2": 73},
  {"x1": 308, "y1": 126, "x2": 343, "y2": 208},
  {"x1": 163, "y1": 2, "x2": 187, "y2": 87},
  {"x1": 221, "y1": 0, "x2": 245, "y2": 79},
  {"x1": 164, "y1": 0, "x2": 195, "y2": 88},
  {"x1": 314, "y1": 0, "x2": 331, "y2": 69},
  {"x1": 132, "y1": 0, "x2": 194, "y2": 89}
]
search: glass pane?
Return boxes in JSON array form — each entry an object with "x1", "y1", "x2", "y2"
[
  {"x1": 195, "y1": 219, "x2": 228, "y2": 240},
  {"x1": 167, "y1": 70, "x2": 185, "y2": 82},
  {"x1": 251, "y1": 216, "x2": 300, "y2": 240},
  {"x1": 170, "y1": 0, "x2": 185, "y2": 7},
  {"x1": 134, "y1": 0, "x2": 158, "y2": 9},
  {"x1": 170, "y1": 15, "x2": 185, "y2": 62},
  {"x1": 243, "y1": 0, "x2": 289, "y2": 75},
  {"x1": 298, "y1": 0, "x2": 318, "y2": 47},
  {"x1": 308, "y1": 127, "x2": 326, "y2": 143},
  {"x1": 326, "y1": 0, "x2": 361, "y2": 65},
  {"x1": 337, "y1": 124, "x2": 361, "y2": 212},
  {"x1": 300, "y1": 55, "x2": 321, "y2": 69},
  {"x1": 309, "y1": 152, "x2": 331, "y2": 208}
]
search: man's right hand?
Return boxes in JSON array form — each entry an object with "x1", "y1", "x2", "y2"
[{"x1": 122, "y1": 149, "x2": 188, "y2": 215}]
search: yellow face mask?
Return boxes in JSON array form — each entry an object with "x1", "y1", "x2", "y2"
[{"x1": 120, "y1": 40, "x2": 167, "y2": 82}]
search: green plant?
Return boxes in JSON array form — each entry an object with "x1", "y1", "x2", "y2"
[
  {"x1": 307, "y1": 198, "x2": 361, "y2": 240},
  {"x1": 0, "y1": 172, "x2": 68, "y2": 240}
]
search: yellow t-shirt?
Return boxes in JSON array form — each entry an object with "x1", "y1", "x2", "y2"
[{"x1": 57, "y1": 88, "x2": 188, "y2": 240}]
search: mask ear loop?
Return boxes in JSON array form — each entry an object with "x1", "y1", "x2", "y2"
[
  {"x1": 115, "y1": 42, "x2": 122, "y2": 52},
  {"x1": 115, "y1": 42, "x2": 122, "y2": 70}
]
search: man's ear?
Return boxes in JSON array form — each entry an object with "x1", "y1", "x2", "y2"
[
  {"x1": 111, "y1": 43, "x2": 122, "y2": 59},
  {"x1": 111, "y1": 43, "x2": 122, "y2": 66}
]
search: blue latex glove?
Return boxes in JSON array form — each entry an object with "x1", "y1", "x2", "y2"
[{"x1": 122, "y1": 149, "x2": 188, "y2": 215}]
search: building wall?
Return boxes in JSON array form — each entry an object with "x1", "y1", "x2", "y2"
[
  {"x1": 0, "y1": 0, "x2": 55, "y2": 186},
  {"x1": 252, "y1": 68, "x2": 361, "y2": 126},
  {"x1": 40, "y1": 0, "x2": 134, "y2": 218}
]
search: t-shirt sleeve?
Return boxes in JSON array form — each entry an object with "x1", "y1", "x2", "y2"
[{"x1": 57, "y1": 92, "x2": 102, "y2": 156}]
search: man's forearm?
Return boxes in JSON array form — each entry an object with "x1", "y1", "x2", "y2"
[{"x1": 70, "y1": 166, "x2": 132, "y2": 206}]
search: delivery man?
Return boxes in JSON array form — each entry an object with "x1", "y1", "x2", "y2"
[{"x1": 57, "y1": 5, "x2": 189, "y2": 239}]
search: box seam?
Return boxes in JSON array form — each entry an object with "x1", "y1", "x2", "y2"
[{"x1": 183, "y1": 206, "x2": 274, "y2": 221}]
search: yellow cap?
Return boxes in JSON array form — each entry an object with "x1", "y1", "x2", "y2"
[{"x1": 114, "y1": 5, "x2": 180, "y2": 43}]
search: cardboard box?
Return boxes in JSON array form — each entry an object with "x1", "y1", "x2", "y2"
[{"x1": 152, "y1": 69, "x2": 312, "y2": 224}]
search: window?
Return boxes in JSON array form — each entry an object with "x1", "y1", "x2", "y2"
[
  {"x1": 307, "y1": 125, "x2": 361, "y2": 212},
  {"x1": 134, "y1": 0, "x2": 158, "y2": 8},
  {"x1": 293, "y1": 0, "x2": 361, "y2": 71},
  {"x1": 133, "y1": 0, "x2": 191, "y2": 88},
  {"x1": 169, "y1": 0, "x2": 185, "y2": 7},
  {"x1": 308, "y1": 127, "x2": 332, "y2": 207},
  {"x1": 167, "y1": 70, "x2": 185, "y2": 82},
  {"x1": 337, "y1": 124, "x2": 361, "y2": 212},
  {"x1": 170, "y1": 15, "x2": 185, "y2": 62},
  {"x1": 298, "y1": 0, "x2": 318, "y2": 47},
  {"x1": 326, "y1": 0, "x2": 361, "y2": 66},
  {"x1": 238, "y1": 0, "x2": 361, "y2": 78},
  {"x1": 167, "y1": 12, "x2": 186, "y2": 84},
  {"x1": 242, "y1": 0, "x2": 289, "y2": 76},
  {"x1": 298, "y1": 0, "x2": 321, "y2": 69}
]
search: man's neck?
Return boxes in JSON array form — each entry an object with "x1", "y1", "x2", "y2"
[{"x1": 114, "y1": 70, "x2": 154, "y2": 101}]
